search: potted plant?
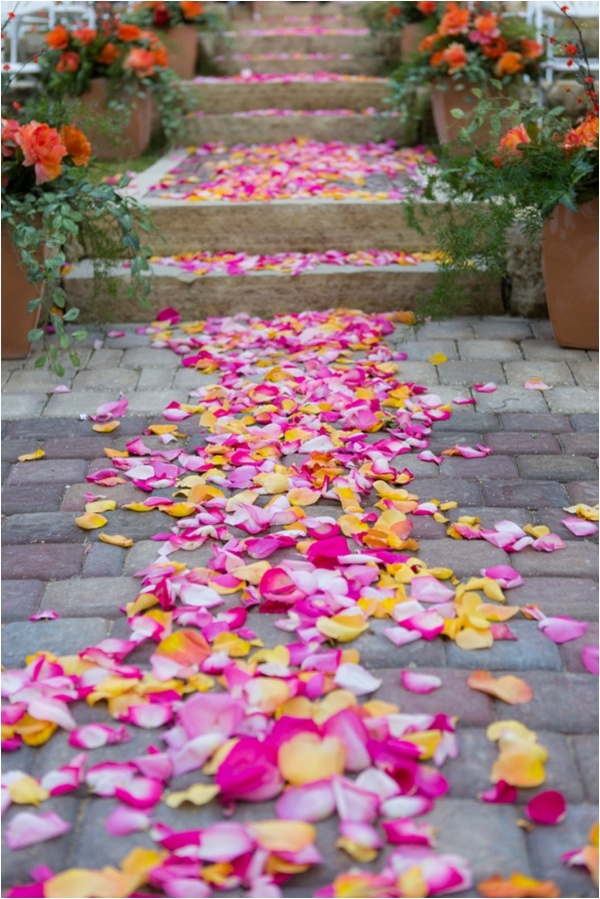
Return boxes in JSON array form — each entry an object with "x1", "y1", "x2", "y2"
[
  {"x1": 403, "y1": 10, "x2": 598, "y2": 349},
  {"x1": 1, "y1": 103, "x2": 154, "y2": 372},
  {"x1": 123, "y1": 1, "x2": 220, "y2": 80},
  {"x1": 390, "y1": 1, "x2": 544, "y2": 145},
  {"x1": 39, "y1": 16, "x2": 185, "y2": 159}
]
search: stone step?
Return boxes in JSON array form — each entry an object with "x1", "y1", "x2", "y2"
[
  {"x1": 217, "y1": 29, "x2": 374, "y2": 56},
  {"x1": 209, "y1": 53, "x2": 385, "y2": 75},
  {"x1": 64, "y1": 261, "x2": 502, "y2": 322},
  {"x1": 186, "y1": 76, "x2": 391, "y2": 112},
  {"x1": 120, "y1": 198, "x2": 443, "y2": 256},
  {"x1": 182, "y1": 110, "x2": 412, "y2": 145},
  {"x1": 205, "y1": 1, "x2": 365, "y2": 20}
]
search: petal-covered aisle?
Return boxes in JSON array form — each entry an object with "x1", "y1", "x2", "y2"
[{"x1": 2, "y1": 311, "x2": 598, "y2": 898}]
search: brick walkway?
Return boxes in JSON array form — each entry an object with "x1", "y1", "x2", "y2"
[{"x1": 1, "y1": 315, "x2": 598, "y2": 897}]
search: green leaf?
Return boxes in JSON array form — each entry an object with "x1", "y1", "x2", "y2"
[
  {"x1": 59, "y1": 333, "x2": 70, "y2": 349},
  {"x1": 62, "y1": 308, "x2": 80, "y2": 322},
  {"x1": 451, "y1": 108, "x2": 465, "y2": 119},
  {"x1": 27, "y1": 299, "x2": 42, "y2": 313},
  {"x1": 52, "y1": 291, "x2": 66, "y2": 309},
  {"x1": 70, "y1": 353, "x2": 81, "y2": 367},
  {"x1": 34, "y1": 355, "x2": 47, "y2": 368},
  {"x1": 71, "y1": 329, "x2": 87, "y2": 340},
  {"x1": 27, "y1": 328, "x2": 44, "y2": 342},
  {"x1": 53, "y1": 363, "x2": 65, "y2": 377}
]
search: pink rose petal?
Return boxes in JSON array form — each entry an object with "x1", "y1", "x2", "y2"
[
  {"x1": 525, "y1": 790, "x2": 567, "y2": 825},
  {"x1": 582, "y1": 645, "x2": 599, "y2": 675},
  {"x1": 562, "y1": 517, "x2": 598, "y2": 537},
  {"x1": 105, "y1": 805, "x2": 151, "y2": 835},
  {"x1": 538, "y1": 616, "x2": 588, "y2": 644},
  {"x1": 473, "y1": 382, "x2": 497, "y2": 393},
  {"x1": 479, "y1": 780, "x2": 518, "y2": 804},
  {"x1": 5, "y1": 811, "x2": 71, "y2": 849},
  {"x1": 400, "y1": 670, "x2": 442, "y2": 694}
]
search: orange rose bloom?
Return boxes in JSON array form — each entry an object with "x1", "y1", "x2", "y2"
[
  {"x1": 180, "y1": 1, "x2": 204, "y2": 20},
  {"x1": 473, "y1": 14, "x2": 499, "y2": 38},
  {"x1": 430, "y1": 50, "x2": 445, "y2": 68},
  {"x1": 438, "y1": 3, "x2": 470, "y2": 36},
  {"x1": 15, "y1": 121, "x2": 67, "y2": 184},
  {"x1": 520, "y1": 39, "x2": 543, "y2": 60},
  {"x1": 564, "y1": 115, "x2": 599, "y2": 150},
  {"x1": 152, "y1": 44, "x2": 169, "y2": 67},
  {"x1": 124, "y1": 47, "x2": 156, "y2": 78},
  {"x1": 442, "y1": 41, "x2": 468, "y2": 74},
  {"x1": 481, "y1": 36, "x2": 507, "y2": 59},
  {"x1": 117, "y1": 23, "x2": 143, "y2": 42},
  {"x1": 46, "y1": 24, "x2": 69, "y2": 50},
  {"x1": 72, "y1": 27, "x2": 97, "y2": 45},
  {"x1": 499, "y1": 123, "x2": 531, "y2": 154},
  {"x1": 1, "y1": 118, "x2": 19, "y2": 157},
  {"x1": 417, "y1": 1, "x2": 437, "y2": 15},
  {"x1": 495, "y1": 51, "x2": 524, "y2": 77},
  {"x1": 60, "y1": 124, "x2": 91, "y2": 166},
  {"x1": 96, "y1": 42, "x2": 120, "y2": 65},
  {"x1": 56, "y1": 51, "x2": 81, "y2": 73},
  {"x1": 419, "y1": 33, "x2": 440, "y2": 54}
]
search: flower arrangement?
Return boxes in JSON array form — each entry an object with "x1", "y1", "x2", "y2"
[
  {"x1": 391, "y1": 2, "x2": 543, "y2": 121},
  {"x1": 124, "y1": 1, "x2": 208, "y2": 29},
  {"x1": 39, "y1": 17, "x2": 185, "y2": 143},
  {"x1": 400, "y1": 7, "x2": 598, "y2": 323},
  {"x1": 1, "y1": 105, "x2": 154, "y2": 373}
]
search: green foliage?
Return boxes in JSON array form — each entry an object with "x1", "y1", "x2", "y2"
[{"x1": 2, "y1": 110, "x2": 156, "y2": 374}]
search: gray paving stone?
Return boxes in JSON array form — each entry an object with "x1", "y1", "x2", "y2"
[
  {"x1": 567, "y1": 481, "x2": 599, "y2": 505},
  {"x1": 414, "y1": 538, "x2": 511, "y2": 578},
  {"x1": 547, "y1": 387, "x2": 600, "y2": 414},
  {"x1": 509, "y1": 578, "x2": 599, "y2": 621},
  {"x1": 5, "y1": 418, "x2": 79, "y2": 439},
  {"x1": 121, "y1": 347, "x2": 181, "y2": 368},
  {"x1": 395, "y1": 361, "x2": 440, "y2": 385},
  {"x1": 446, "y1": 620, "x2": 562, "y2": 671},
  {"x1": 42, "y1": 391, "x2": 118, "y2": 419},
  {"x1": 1, "y1": 485, "x2": 66, "y2": 514},
  {"x1": 61, "y1": 481, "x2": 144, "y2": 511},
  {"x1": 85, "y1": 348, "x2": 124, "y2": 368},
  {"x1": 1, "y1": 579, "x2": 44, "y2": 621},
  {"x1": 495, "y1": 672, "x2": 599, "y2": 734},
  {"x1": 436, "y1": 361, "x2": 506, "y2": 386},
  {"x1": 2, "y1": 511, "x2": 85, "y2": 545},
  {"x1": 569, "y1": 362, "x2": 599, "y2": 388},
  {"x1": 526, "y1": 804, "x2": 599, "y2": 899},
  {"x1": 538, "y1": 507, "x2": 599, "y2": 543},
  {"x1": 71, "y1": 368, "x2": 140, "y2": 391},
  {"x1": 121, "y1": 539, "x2": 217, "y2": 576},
  {"x1": 355, "y1": 626, "x2": 447, "y2": 669},
  {"x1": 1, "y1": 394, "x2": 48, "y2": 419},
  {"x1": 427, "y1": 800, "x2": 531, "y2": 882},
  {"x1": 451, "y1": 505, "x2": 534, "y2": 528},
  {"x1": 83, "y1": 542, "x2": 126, "y2": 578},
  {"x1": 137, "y1": 367, "x2": 176, "y2": 390},
  {"x1": 572, "y1": 735, "x2": 599, "y2": 803},
  {"x1": 1, "y1": 618, "x2": 110, "y2": 667},
  {"x1": 402, "y1": 457, "x2": 441, "y2": 478},
  {"x1": 458, "y1": 339, "x2": 523, "y2": 361},
  {"x1": 559, "y1": 433, "x2": 599, "y2": 456},
  {"x1": 499, "y1": 412, "x2": 572, "y2": 433},
  {"x1": 560, "y1": 623, "x2": 599, "y2": 673},
  {"x1": 3, "y1": 370, "x2": 74, "y2": 393},
  {"x1": 85, "y1": 509, "x2": 176, "y2": 542},
  {"x1": 467, "y1": 385, "x2": 549, "y2": 413},
  {"x1": 482, "y1": 479, "x2": 570, "y2": 509},
  {"x1": 409, "y1": 477, "x2": 484, "y2": 506},
  {"x1": 529, "y1": 321, "x2": 555, "y2": 339},
  {"x1": 398, "y1": 340, "x2": 459, "y2": 361},
  {"x1": 571, "y1": 414, "x2": 599, "y2": 433},
  {"x1": 504, "y1": 360, "x2": 576, "y2": 386},
  {"x1": 6, "y1": 458, "x2": 88, "y2": 486},
  {"x1": 517, "y1": 454, "x2": 598, "y2": 481},
  {"x1": 2, "y1": 543, "x2": 85, "y2": 580},
  {"x1": 125, "y1": 391, "x2": 185, "y2": 415},
  {"x1": 41, "y1": 577, "x2": 139, "y2": 618},
  {"x1": 471, "y1": 318, "x2": 533, "y2": 340},
  {"x1": 512, "y1": 542, "x2": 598, "y2": 579},
  {"x1": 412, "y1": 320, "x2": 476, "y2": 339},
  {"x1": 443, "y1": 729, "x2": 586, "y2": 802},
  {"x1": 483, "y1": 431, "x2": 562, "y2": 455},
  {"x1": 439, "y1": 456, "x2": 519, "y2": 479},
  {"x1": 521, "y1": 340, "x2": 589, "y2": 361}
]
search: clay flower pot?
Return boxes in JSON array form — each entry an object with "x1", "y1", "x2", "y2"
[
  {"x1": 78, "y1": 77, "x2": 152, "y2": 160},
  {"x1": 160, "y1": 23, "x2": 199, "y2": 80},
  {"x1": 1, "y1": 223, "x2": 42, "y2": 359},
  {"x1": 542, "y1": 196, "x2": 599, "y2": 350},
  {"x1": 430, "y1": 80, "x2": 511, "y2": 148},
  {"x1": 400, "y1": 22, "x2": 428, "y2": 62}
]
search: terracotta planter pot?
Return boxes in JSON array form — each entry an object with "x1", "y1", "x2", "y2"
[
  {"x1": 1, "y1": 222, "x2": 42, "y2": 360},
  {"x1": 400, "y1": 22, "x2": 428, "y2": 62},
  {"x1": 159, "y1": 24, "x2": 199, "y2": 80},
  {"x1": 430, "y1": 81, "x2": 512, "y2": 148},
  {"x1": 78, "y1": 78, "x2": 152, "y2": 160},
  {"x1": 542, "y1": 196, "x2": 599, "y2": 350}
]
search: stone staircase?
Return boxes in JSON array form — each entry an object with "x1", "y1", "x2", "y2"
[{"x1": 65, "y1": 1, "x2": 502, "y2": 322}]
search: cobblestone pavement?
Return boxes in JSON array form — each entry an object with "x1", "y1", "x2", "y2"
[{"x1": 1, "y1": 314, "x2": 598, "y2": 897}]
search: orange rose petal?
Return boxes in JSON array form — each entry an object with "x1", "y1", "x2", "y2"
[
  {"x1": 278, "y1": 733, "x2": 346, "y2": 785},
  {"x1": 99, "y1": 534, "x2": 134, "y2": 548},
  {"x1": 251, "y1": 820, "x2": 316, "y2": 853},
  {"x1": 17, "y1": 449, "x2": 45, "y2": 462},
  {"x1": 92, "y1": 421, "x2": 120, "y2": 432},
  {"x1": 477, "y1": 873, "x2": 560, "y2": 898},
  {"x1": 468, "y1": 671, "x2": 533, "y2": 705},
  {"x1": 75, "y1": 512, "x2": 107, "y2": 530}
]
